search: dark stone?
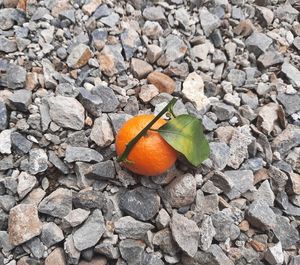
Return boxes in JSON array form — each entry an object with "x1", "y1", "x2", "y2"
[
  {"x1": 77, "y1": 87, "x2": 103, "y2": 117},
  {"x1": 0, "y1": 102, "x2": 7, "y2": 130},
  {"x1": 11, "y1": 132, "x2": 32, "y2": 155},
  {"x1": 277, "y1": 92, "x2": 300, "y2": 115},
  {"x1": 86, "y1": 160, "x2": 116, "y2": 180},
  {"x1": 9, "y1": 89, "x2": 32, "y2": 112},
  {"x1": 92, "y1": 85, "x2": 119, "y2": 113},
  {"x1": 119, "y1": 187, "x2": 160, "y2": 221},
  {"x1": 73, "y1": 189, "x2": 106, "y2": 209}
]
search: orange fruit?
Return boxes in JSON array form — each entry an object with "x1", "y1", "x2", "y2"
[{"x1": 115, "y1": 114, "x2": 177, "y2": 176}]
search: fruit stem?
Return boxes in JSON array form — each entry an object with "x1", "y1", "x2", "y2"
[{"x1": 117, "y1": 98, "x2": 177, "y2": 163}]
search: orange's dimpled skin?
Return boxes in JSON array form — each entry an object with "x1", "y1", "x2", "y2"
[{"x1": 116, "y1": 115, "x2": 177, "y2": 176}]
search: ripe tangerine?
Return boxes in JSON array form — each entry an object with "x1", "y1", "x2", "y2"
[{"x1": 115, "y1": 114, "x2": 177, "y2": 176}]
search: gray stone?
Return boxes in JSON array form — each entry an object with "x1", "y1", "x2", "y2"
[
  {"x1": 289, "y1": 256, "x2": 300, "y2": 265},
  {"x1": 8, "y1": 204, "x2": 42, "y2": 246},
  {"x1": 64, "y1": 146, "x2": 103, "y2": 163},
  {"x1": 100, "y1": 12, "x2": 119, "y2": 27},
  {"x1": 64, "y1": 235, "x2": 80, "y2": 265},
  {"x1": 153, "y1": 228, "x2": 179, "y2": 256},
  {"x1": 0, "y1": 102, "x2": 7, "y2": 130},
  {"x1": 209, "y1": 142, "x2": 230, "y2": 170},
  {"x1": 0, "y1": 231, "x2": 14, "y2": 252},
  {"x1": 277, "y1": 93, "x2": 300, "y2": 115},
  {"x1": 254, "y1": 180, "x2": 275, "y2": 206},
  {"x1": 142, "y1": 253, "x2": 164, "y2": 265},
  {"x1": 27, "y1": 148, "x2": 48, "y2": 175},
  {"x1": 40, "y1": 222, "x2": 64, "y2": 247},
  {"x1": 257, "y1": 50, "x2": 284, "y2": 68},
  {"x1": 281, "y1": 62, "x2": 300, "y2": 88},
  {"x1": 86, "y1": 160, "x2": 116, "y2": 180},
  {"x1": 56, "y1": 83, "x2": 79, "y2": 97},
  {"x1": 17, "y1": 172, "x2": 37, "y2": 200},
  {"x1": 131, "y1": 58, "x2": 153, "y2": 79},
  {"x1": 41, "y1": 59, "x2": 57, "y2": 89},
  {"x1": 90, "y1": 115, "x2": 114, "y2": 148},
  {"x1": 67, "y1": 131, "x2": 88, "y2": 147},
  {"x1": 142, "y1": 21, "x2": 163, "y2": 39},
  {"x1": 94, "y1": 242, "x2": 120, "y2": 259},
  {"x1": 39, "y1": 100, "x2": 51, "y2": 132},
  {"x1": 194, "y1": 191, "x2": 219, "y2": 216},
  {"x1": 92, "y1": 85, "x2": 119, "y2": 113},
  {"x1": 0, "y1": 155, "x2": 13, "y2": 171},
  {"x1": 0, "y1": 194, "x2": 15, "y2": 212},
  {"x1": 108, "y1": 113, "x2": 132, "y2": 134},
  {"x1": 0, "y1": 129, "x2": 12, "y2": 154},
  {"x1": 272, "y1": 125, "x2": 300, "y2": 156},
  {"x1": 212, "y1": 102, "x2": 235, "y2": 121},
  {"x1": 164, "y1": 173, "x2": 197, "y2": 208},
  {"x1": 199, "y1": 215, "x2": 216, "y2": 251},
  {"x1": 156, "y1": 208, "x2": 170, "y2": 229},
  {"x1": 227, "y1": 69, "x2": 246, "y2": 87},
  {"x1": 275, "y1": 3, "x2": 299, "y2": 24},
  {"x1": 39, "y1": 188, "x2": 72, "y2": 218},
  {"x1": 265, "y1": 242, "x2": 284, "y2": 265},
  {"x1": 286, "y1": 150, "x2": 300, "y2": 175},
  {"x1": 245, "y1": 32, "x2": 272, "y2": 56},
  {"x1": 246, "y1": 200, "x2": 277, "y2": 230},
  {"x1": 121, "y1": 29, "x2": 141, "y2": 60},
  {"x1": 293, "y1": 36, "x2": 300, "y2": 51},
  {"x1": 73, "y1": 189, "x2": 106, "y2": 209},
  {"x1": 157, "y1": 34, "x2": 187, "y2": 66},
  {"x1": 273, "y1": 215, "x2": 299, "y2": 249},
  {"x1": 63, "y1": 208, "x2": 90, "y2": 227},
  {"x1": 119, "y1": 239, "x2": 145, "y2": 265},
  {"x1": 210, "y1": 171, "x2": 234, "y2": 193},
  {"x1": 170, "y1": 212, "x2": 200, "y2": 257},
  {"x1": 91, "y1": 29, "x2": 108, "y2": 50},
  {"x1": 115, "y1": 216, "x2": 154, "y2": 239},
  {"x1": 67, "y1": 43, "x2": 92, "y2": 68},
  {"x1": 211, "y1": 210, "x2": 240, "y2": 242},
  {"x1": 6, "y1": 64, "x2": 26, "y2": 89},
  {"x1": 175, "y1": 7, "x2": 189, "y2": 29},
  {"x1": 199, "y1": 7, "x2": 220, "y2": 36},
  {"x1": 77, "y1": 87, "x2": 102, "y2": 117},
  {"x1": 147, "y1": 44, "x2": 163, "y2": 63},
  {"x1": 25, "y1": 237, "x2": 45, "y2": 259},
  {"x1": 143, "y1": 6, "x2": 165, "y2": 21},
  {"x1": 0, "y1": 36, "x2": 17, "y2": 53},
  {"x1": 73, "y1": 209, "x2": 106, "y2": 251},
  {"x1": 241, "y1": 91, "x2": 258, "y2": 109},
  {"x1": 48, "y1": 151, "x2": 69, "y2": 174},
  {"x1": 224, "y1": 170, "x2": 254, "y2": 200},
  {"x1": 11, "y1": 132, "x2": 32, "y2": 155},
  {"x1": 119, "y1": 187, "x2": 160, "y2": 221},
  {"x1": 48, "y1": 96, "x2": 85, "y2": 130}
]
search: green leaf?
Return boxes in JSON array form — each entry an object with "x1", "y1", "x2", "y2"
[{"x1": 158, "y1": 114, "x2": 210, "y2": 167}]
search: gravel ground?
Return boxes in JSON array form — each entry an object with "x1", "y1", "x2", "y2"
[{"x1": 0, "y1": 0, "x2": 300, "y2": 264}]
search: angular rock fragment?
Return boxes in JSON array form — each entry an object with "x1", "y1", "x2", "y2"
[
  {"x1": 143, "y1": 6, "x2": 165, "y2": 21},
  {"x1": 8, "y1": 204, "x2": 42, "y2": 246},
  {"x1": 63, "y1": 208, "x2": 90, "y2": 227},
  {"x1": 8, "y1": 89, "x2": 32, "y2": 112},
  {"x1": 45, "y1": 248, "x2": 67, "y2": 265},
  {"x1": 147, "y1": 72, "x2": 176, "y2": 94},
  {"x1": 199, "y1": 7, "x2": 220, "y2": 36},
  {"x1": 64, "y1": 146, "x2": 103, "y2": 163},
  {"x1": 6, "y1": 63, "x2": 26, "y2": 89},
  {"x1": 281, "y1": 62, "x2": 300, "y2": 88},
  {"x1": 0, "y1": 129, "x2": 13, "y2": 154},
  {"x1": 131, "y1": 58, "x2": 153, "y2": 79},
  {"x1": 257, "y1": 50, "x2": 284, "y2": 68},
  {"x1": 277, "y1": 92, "x2": 300, "y2": 116},
  {"x1": 67, "y1": 44, "x2": 92, "y2": 68},
  {"x1": 28, "y1": 148, "x2": 48, "y2": 175},
  {"x1": 73, "y1": 189, "x2": 106, "y2": 209},
  {"x1": 119, "y1": 239, "x2": 145, "y2": 265},
  {"x1": 40, "y1": 222, "x2": 64, "y2": 247},
  {"x1": 0, "y1": 36, "x2": 17, "y2": 53},
  {"x1": 86, "y1": 160, "x2": 116, "y2": 180},
  {"x1": 17, "y1": 172, "x2": 37, "y2": 200},
  {"x1": 0, "y1": 102, "x2": 7, "y2": 131},
  {"x1": 264, "y1": 242, "x2": 284, "y2": 265},
  {"x1": 198, "y1": 215, "x2": 216, "y2": 251},
  {"x1": 121, "y1": 29, "x2": 141, "y2": 60},
  {"x1": 245, "y1": 32, "x2": 272, "y2": 56}
]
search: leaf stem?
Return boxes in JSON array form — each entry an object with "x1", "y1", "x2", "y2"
[{"x1": 117, "y1": 98, "x2": 177, "y2": 163}]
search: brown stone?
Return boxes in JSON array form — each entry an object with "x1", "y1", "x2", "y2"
[
  {"x1": 215, "y1": 126, "x2": 235, "y2": 144},
  {"x1": 51, "y1": 0, "x2": 71, "y2": 17},
  {"x1": 254, "y1": 168, "x2": 269, "y2": 185},
  {"x1": 131, "y1": 58, "x2": 153, "y2": 79},
  {"x1": 289, "y1": 172, "x2": 300, "y2": 195},
  {"x1": 147, "y1": 72, "x2": 176, "y2": 94},
  {"x1": 238, "y1": 220, "x2": 250, "y2": 232},
  {"x1": 26, "y1": 72, "x2": 39, "y2": 91},
  {"x1": 45, "y1": 248, "x2": 67, "y2": 265},
  {"x1": 233, "y1": 20, "x2": 254, "y2": 37},
  {"x1": 79, "y1": 256, "x2": 107, "y2": 265},
  {"x1": 8, "y1": 204, "x2": 42, "y2": 246},
  {"x1": 4, "y1": 0, "x2": 18, "y2": 8},
  {"x1": 249, "y1": 240, "x2": 267, "y2": 252},
  {"x1": 17, "y1": 0, "x2": 26, "y2": 11},
  {"x1": 82, "y1": 0, "x2": 102, "y2": 15}
]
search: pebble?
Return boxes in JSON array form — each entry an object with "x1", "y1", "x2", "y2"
[
  {"x1": 28, "y1": 148, "x2": 48, "y2": 175},
  {"x1": 73, "y1": 189, "x2": 106, "y2": 210},
  {"x1": 8, "y1": 89, "x2": 32, "y2": 112},
  {"x1": 119, "y1": 187, "x2": 160, "y2": 221},
  {"x1": 198, "y1": 215, "x2": 216, "y2": 251},
  {"x1": 147, "y1": 72, "x2": 176, "y2": 94},
  {"x1": 119, "y1": 239, "x2": 145, "y2": 265},
  {"x1": 281, "y1": 62, "x2": 300, "y2": 88},
  {"x1": 63, "y1": 208, "x2": 90, "y2": 227},
  {"x1": 40, "y1": 222, "x2": 64, "y2": 247},
  {"x1": 245, "y1": 32, "x2": 272, "y2": 56},
  {"x1": 8, "y1": 204, "x2": 42, "y2": 246},
  {"x1": 6, "y1": 64, "x2": 27, "y2": 89},
  {"x1": 121, "y1": 29, "x2": 141, "y2": 60},
  {"x1": 0, "y1": 129, "x2": 13, "y2": 154},
  {"x1": 45, "y1": 248, "x2": 67, "y2": 265},
  {"x1": 142, "y1": 21, "x2": 163, "y2": 39},
  {"x1": 264, "y1": 242, "x2": 284, "y2": 265},
  {"x1": 143, "y1": 6, "x2": 165, "y2": 21},
  {"x1": 17, "y1": 172, "x2": 37, "y2": 199},
  {"x1": 131, "y1": 58, "x2": 153, "y2": 79},
  {"x1": 65, "y1": 146, "x2": 103, "y2": 163},
  {"x1": 146, "y1": 44, "x2": 163, "y2": 63},
  {"x1": 199, "y1": 7, "x2": 220, "y2": 36}
]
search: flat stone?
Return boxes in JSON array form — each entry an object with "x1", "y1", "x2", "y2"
[
  {"x1": 0, "y1": 129, "x2": 13, "y2": 154},
  {"x1": 73, "y1": 209, "x2": 106, "y2": 251},
  {"x1": 0, "y1": 155, "x2": 13, "y2": 171},
  {"x1": 286, "y1": 148, "x2": 300, "y2": 174},
  {"x1": 194, "y1": 191, "x2": 219, "y2": 216},
  {"x1": 0, "y1": 101, "x2": 7, "y2": 130},
  {"x1": 45, "y1": 248, "x2": 67, "y2": 265},
  {"x1": 143, "y1": 6, "x2": 165, "y2": 20},
  {"x1": 210, "y1": 171, "x2": 234, "y2": 193},
  {"x1": 6, "y1": 64, "x2": 26, "y2": 89},
  {"x1": 11, "y1": 132, "x2": 32, "y2": 155},
  {"x1": 199, "y1": 7, "x2": 220, "y2": 36},
  {"x1": 131, "y1": 58, "x2": 153, "y2": 79},
  {"x1": 153, "y1": 228, "x2": 179, "y2": 256},
  {"x1": 73, "y1": 189, "x2": 106, "y2": 209},
  {"x1": 246, "y1": 200, "x2": 277, "y2": 230},
  {"x1": 165, "y1": 173, "x2": 197, "y2": 208},
  {"x1": 0, "y1": 194, "x2": 15, "y2": 212},
  {"x1": 91, "y1": 29, "x2": 108, "y2": 50},
  {"x1": 156, "y1": 209, "x2": 170, "y2": 229},
  {"x1": 40, "y1": 222, "x2": 64, "y2": 247},
  {"x1": 281, "y1": 62, "x2": 300, "y2": 88},
  {"x1": 17, "y1": 172, "x2": 37, "y2": 200},
  {"x1": 63, "y1": 208, "x2": 90, "y2": 227},
  {"x1": 121, "y1": 29, "x2": 141, "y2": 60},
  {"x1": 77, "y1": 87, "x2": 102, "y2": 117},
  {"x1": 114, "y1": 216, "x2": 154, "y2": 239},
  {"x1": 164, "y1": 61, "x2": 189, "y2": 78},
  {"x1": 265, "y1": 242, "x2": 284, "y2": 265},
  {"x1": 28, "y1": 148, "x2": 48, "y2": 175},
  {"x1": 277, "y1": 92, "x2": 300, "y2": 115},
  {"x1": 224, "y1": 170, "x2": 254, "y2": 200},
  {"x1": 67, "y1": 44, "x2": 92, "y2": 68},
  {"x1": 100, "y1": 12, "x2": 119, "y2": 27},
  {"x1": 272, "y1": 125, "x2": 300, "y2": 156},
  {"x1": 92, "y1": 85, "x2": 119, "y2": 113},
  {"x1": 147, "y1": 72, "x2": 176, "y2": 94},
  {"x1": 94, "y1": 242, "x2": 120, "y2": 259},
  {"x1": 25, "y1": 237, "x2": 45, "y2": 259},
  {"x1": 142, "y1": 253, "x2": 164, "y2": 265},
  {"x1": 86, "y1": 160, "x2": 116, "y2": 180},
  {"x1": 48, "y1": 96, "x2": 85, "y2": 130},
  {"x1": 108, "y1": 113, "x2": 132, "y2": 134},
  {"x1": 79, "y1": 257, "x2": 107, "y2": 265},
  {"x1": 0, "y1": 36, "x2": 17, "y2": 53},
  {"x1": 38, "y1": 188, "x2": 72, "y2": 218},
  {"x1": 142, "y1": 21, "x2": 163, "y2": 39},
  {"x1": 119, "y1": 186, "x2": 160, "y2": 221},
  {"x1": 170, "y1": 212, "x2": 200, "y2": 257},
  {"x1": 41, "y1": 59, "x2": 57, "y2": 89},
  {"x1": 98, "y1": 44, "x2": 125, "y2": 76},
  {"x1": 64, "y1": 146, "x2": 103, "y2": 163},
  {"x1": 119, "y1": 239, "x2": 145, "y2": 265},
  {"x1": 275, "y1": 3, "x2": 299, "y2": 24},
  {"x1": 48, "y1": 151, "x2": 69, "y2": 174},
  {"x1": 257, "y1": 50, "x2": 284, "y2": 68},
  {"x1": 245, "y1": 32, "x2": 272, "y2": 56},
  {"x1": 8, "y1": 204, "x2": 42, "y2": 246},
  {"x1": 198, "y1": 215, "x2": 216, "y2": 251},
  {"x1": 182, "y1": 72, "x2": 210, "y2": 112}
]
